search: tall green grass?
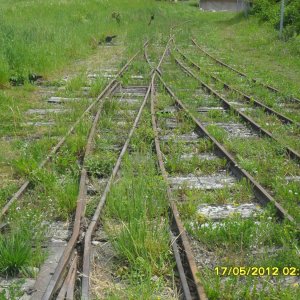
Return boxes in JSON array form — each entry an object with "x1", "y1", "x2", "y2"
[
  {"x1": 0, "y1": 0, "x2": 299, "y2": 96},
  {"x1": 0, "y1": 0, "x2": 156, "y2": 85}
]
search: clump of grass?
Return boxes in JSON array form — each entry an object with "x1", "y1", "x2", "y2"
[
  {"x1": 0, "y1": 230, "x2": 32, "y2": 276},
  {"x1": 106, "y1": 153, "x2": 168, "y2": 220},
  {"x1": 0, "y1": 279, "x2": 25, "y2": 300},
  {"x1": 0, "y1": 184, "x2": 18, "y2": 208},
  {"x1": 54, "y1": 177, "x2": 79, "y2": 219},
  {"x1": 188, "y1": 209, "x2": 297, "y2": 252},
  {"x1": 89, "y1": 78, "x2": 107, "y2": 98},
  {"x1": 65, "y1": 73, "x2": 86, "y2": 92},
  {"x1": 166, "y1": 152, "x2": 226, "y2": 175},
  {"x1": 206, "y1": 124, "x2": 228, "y2": 143},
  {"x1": 86, "y1": 151, "x2": 117, "y2": 178},
  {"x1": 0, "y1": 216, "x2": 45, "y2": 277},
  {"x1": 113, "y1": 220, "x2": 171, "y2": 276},
  {"x1": 200, "y1": 268, "x2": 300, "y2": 300},
  {"x1": 102, "y1": 98, "x2": 120, "y2": 115},
  {"x1": 130, "y1": 116, "x2": 154, "y2": 152},
  {"x1": 104, "y1": 135, "x2": 173, "y2": 289}
]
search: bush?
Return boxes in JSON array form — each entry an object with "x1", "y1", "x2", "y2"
[{"x1": 251, "y1": 0, "x2": 300, "y2": 38}]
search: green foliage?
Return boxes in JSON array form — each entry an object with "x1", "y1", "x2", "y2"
[
  {"x1": 0, "y1": 280, "x2": 24, "y2": 300},
  {"x1": 0, "y1": 0, "x2": 156, "y2": 85},
  {"x1": 0, "y1": 218, "x2": 45, "y2": 276},
  {"x1": 0, "y1": 230, "x2": 31, "y2": 276},
  {"x1": 86, "y1": 151, "x2": 117, "y2": 178},
  {"x1": 251, "y1": 0, "x2": 300, "y2": 38},
  {"x1": 105, "y1": 147, "x2": 172, "y2": 284}
]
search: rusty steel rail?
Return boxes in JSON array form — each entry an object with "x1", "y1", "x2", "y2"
[
  {"x1": 147, "y1": 40, "x2": 202, "y2": 299},
  {"x1": 0, "y1": 51, "x2": 140, "y2": 220},
  {"x1": 41, "y1": 80, "x2": 118, "y2": 299},
  {"x1": 41, "y1": 48, "x2": 144, "y2": 299},
  {"x1": 56, "y1": 252, "x2": 78, "y2": 300},
  {"x1": 192, "y1": 39, "x2": 300, "y2": 104},
  {"x1": 81, "y1": 80, "x2": 151, "y2": 299},
  {"x1": 81, "y1": 38, "x2": 173, "y2": 299},
  {"x1": 174, "y1": 46, "x2": 298, "y2": 127},
  {"x1": 157, "y1": 73, "x2": 295, "y2": 224},
  {"x1": 144, "y1": 41, "x2": 155, "y2": 75},
  {"x1": 150, "y1": 76, "x2": 207, "y2": 300},
  {"x1": 173, "y1": 57, "x2": 300, "y2": 164}
]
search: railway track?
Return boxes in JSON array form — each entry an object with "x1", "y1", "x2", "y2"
[
  {"x1": 171, "y1": 51, "x2": 300, "y2": 163},
  {"x1": 39, "y1": 48, "x2": 151, "y2": 299},
  {"x1": 191, "y1": 39, "x2": 300, "y2": 105},
  {"x1": 0, "y1": 35, "x2": 299, "y2": 300},
  {"x1": 150, "y1": 44, "x2": 299, "y2": 298},
  {"x1": 0, "y1": 46, "x2": 148, "y2": 298},
  {"x1": 160, "y1": 48, "x2": 300, "y2": 222},
  {"x1": 0, "y1": 52, "x2": 139, "y2": 220},
  {"x1": 34, "y1": 37, "x2": 202, "y2": 300},
  {"x1": 0, "y1": 37, "x2": 203, "y2": 300},
  {"x1": 174, "y1": 45, "x2": 298, "y2": 127}
]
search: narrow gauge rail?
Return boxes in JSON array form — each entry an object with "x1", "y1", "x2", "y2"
[
  {"x1": 40, "y1": 46, "x2": 149, "y2": 299},
  {"x1": 0, "y1": 52, "x2": 139, "y2": 219},
  {"x1": 149, "y1": 68, "x2": 207, "y2": 300},
  {"x1": 192, "y1": 39, "x2": 300, "y2": 104},
  {"x1": 81, "y1": 49, "x2": 153, "y2": 299},
  {"x1": 82, "y1": 39, "x2": 198, "y2": 300},
  {"x1": 153, "y1": 46, "x2": 299, "y2": 297},
  {"x1": 174, "y1": 45, "x2": 298, "y2": 127},
  {"x1": 146, "y1": 40, "x2": 298, "y2": 299},
  {"x1": 159, "y1": 46, "x2": 299, "y2": 224},
  {"x1": 172, "y1": 55, "x2": 300, "y2": 163},
  {"x1": 0, "y1": 45, "x2": 144, "y2": 298}
]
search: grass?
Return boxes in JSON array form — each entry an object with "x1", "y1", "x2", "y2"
[
  {"x1": 200, "y1": 269, "x2": 300, "y2": 300},
  {"x1": 0, "y1": 230, "x2": 32, "y2": 276},
  {"x1": 187, "y1": 209, "x2": 296, "y2": 251},
  {"x1": 0, "y1": 0, "x2": 299, "y2": 89},
  {"x1": 194, "y1": 211, "x2": 300, "y2": 299},
  {"x1": 0, "y1": 213, "x2": 45, "y2": 276}
]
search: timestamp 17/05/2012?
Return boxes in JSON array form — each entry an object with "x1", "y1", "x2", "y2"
[{"x1": 215, "y1": 266, "x2": 300, "y2": 276}]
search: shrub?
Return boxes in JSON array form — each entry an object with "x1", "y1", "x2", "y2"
[{"x1": 251, "y1": 0, "x2": 300, "y2": 37}]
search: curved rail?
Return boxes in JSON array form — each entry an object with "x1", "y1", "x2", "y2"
[
  {"x1": 192, "y1": 39, "x2": 300, "y2": 104},
  {"x1": 81, "y1": 38, "x2": 173, "y2": 299},
  {"x1": 81, "y1": 79, "x2": 151, "y2": 300},
  {"x1": 147, "y1": 39, "x2": 204, "y2": 299},
  {"x1": 150, "y1": 76, "x2": 207, "y2": 300}
]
